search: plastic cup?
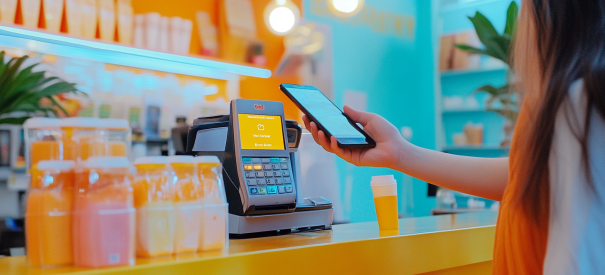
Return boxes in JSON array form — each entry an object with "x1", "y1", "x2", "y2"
[{"x1": 371, "y1": 175, "x2": 399, "y2": 230}]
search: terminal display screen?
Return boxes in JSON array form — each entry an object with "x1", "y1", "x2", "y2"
[{"x1": 238, "y1": 114, "x2": 285, "y2": 150}]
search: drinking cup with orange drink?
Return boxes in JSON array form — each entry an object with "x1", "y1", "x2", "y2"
[
  {"x1": 195, "y1": 156, "x2": 228, "y2": 252},
  {"x1": 25, "y1": 160, "x2": 75, "y2": 267},
  {"x1": 23, "y1": 118, "x2": 63, "y2": 171},
  {"x1": 168, "y1": 155, "x2": 201, "y2": 254},
  {"x1": 73, "y1": 157, "x2": 135, "y2": 267},
  {"x1": 371, "y1": 175, "x2": 399, "y2": 230},
  {"x1": 133, "y1": 156, "x2": 175, "y2": 257}
]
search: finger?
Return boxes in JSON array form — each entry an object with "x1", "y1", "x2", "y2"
[
  {"x1": 329, "y1": 135, "x2": 348, "y2": 159},
  {"x1": 308, "y1": 121, "x2": 321, "y2": 144},
  {"x1": 317, "y1": 130, "x2": 333, "y2": 152},
  {"x1": 302, "y1": 115, "x2": 311, "y2": 131},
  {"x1": 343, "y1": 105, "x2": 373, "y2": 127}
]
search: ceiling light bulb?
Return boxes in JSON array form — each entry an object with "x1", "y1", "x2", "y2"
[
  {"x1": 332, "y1": 0, "x2": 359, "y2": 13},
  {"x1": 269, "y1": 7, "x2": 296, "y2": 33}
]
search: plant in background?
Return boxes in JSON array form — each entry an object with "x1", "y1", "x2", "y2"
[
  {"x1": 0, "y1": 51, "x2": 79, "y2": 125},
  {"x1": 456, "y1": 1, "x2": 519, "y2": 123}
]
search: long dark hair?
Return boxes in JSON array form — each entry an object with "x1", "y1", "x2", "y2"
[{"x1": 514, "y1": 0, "x2": 605, "y2": 225}]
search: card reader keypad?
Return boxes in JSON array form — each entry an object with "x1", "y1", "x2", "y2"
[{"x1": 243, "y1": 157, "x2": 294, "y2": 195}]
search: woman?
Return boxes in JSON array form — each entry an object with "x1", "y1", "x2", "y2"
[{"x1": 303, "y1": 0, "x2": 605, "y2": 273}]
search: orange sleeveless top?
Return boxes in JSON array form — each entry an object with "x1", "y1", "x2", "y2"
[{"x1": 492, "y1": 97, "x2": 549, "y2": 274}]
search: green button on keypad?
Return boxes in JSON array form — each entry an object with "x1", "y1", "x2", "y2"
[{"x1": 270, "y1": 158, "x2": 280, "y2": 163}]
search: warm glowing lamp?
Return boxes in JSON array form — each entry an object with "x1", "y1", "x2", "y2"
[
  {"x1": 328, "y1": 0, "x2": 365, "y2": 17},
  {"x1": 264, "y1": 0, "x2": 301, "y2": 35}
]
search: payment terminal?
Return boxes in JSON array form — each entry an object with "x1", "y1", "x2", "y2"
[
  {"x1": 187, "y1": 99, "x2": 333, "y2": 235},
  {"x1": 223, "y1": 99, "x2": 297, "y2": 215}
]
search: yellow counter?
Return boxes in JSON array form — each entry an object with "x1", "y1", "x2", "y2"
[{"x1": 1, "y1": 211, "x2": 497, "y2": 275}]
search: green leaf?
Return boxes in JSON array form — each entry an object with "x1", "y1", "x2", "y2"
[
  {"x1": 468, "y1": 12, "x2": 499, "y2": 49},
  {"x1": 0, "y1": 116, "x2": 30, "y2": 125},
  {"x1": 48, "y1": 96, "x2": 69, "y2": 117},
  {"x1": 504, "y1": 1, "x2": 519, "y2": 36},
  {"x1": 455, "y1": 44, "x2": 490, "y2": 55}
]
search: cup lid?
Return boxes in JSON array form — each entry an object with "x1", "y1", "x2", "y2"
[
  {"x1": 134, "y1": 156, "x2": 167, "y2": 165},
  {"x1": 37, "y1": 160, "x2": 75, "y2": 171},
  {"x1": 194, "y1": 155, "x2": 220, "y2": 164},
  {"x1": 59, "y1": 117, "x2": 103, "y2": 128},
  {"x1": 100, "y1": 118, "x2": 130, "y2": 130},
  {"x1": 371, "y1": 175, "x2": 396, "y2": 186},
  {"x1": 23, "y1": 117, "x2": 61, "y2": 129},
  {"x1": 83, "y1": 157, "x2": 131, "y2": 168},
  {"x1": 167, "y1": 155, "x2": 195, "y2": 163}
]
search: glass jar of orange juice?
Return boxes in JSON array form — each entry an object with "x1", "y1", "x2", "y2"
[
  {"x1": 195, "y1": 156, "x2": 228, "y2": 252},
  {"x1": 101, "y1": 119, "x2": 131, "y2": 159},
  {"x1": 59, "y1": 117, "x2": 105, "y2": 162},
  {"x1": 23, "y1": 118, "x2": 63, "y2": 171},
  {"x1": 168, "y1": 155, "x2": 201, "y2": 254},
  {"x1": 133, "y1": 156, "x2": 174, "y2": 257},
  {"x1": 73, "y1": 157, "x2": 135, "y2": 268},
  {"x1": 25, "y1": 160, "x2": 75, "y2": 267}
]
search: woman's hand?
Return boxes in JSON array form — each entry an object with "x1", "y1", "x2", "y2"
[{"x1": 302, "y1": 105, "x2": 411, "y2": 170}]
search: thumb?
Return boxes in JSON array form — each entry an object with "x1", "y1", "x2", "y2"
[{"x1": 343, "y1": 105, "x2": 372, "y2": 127}]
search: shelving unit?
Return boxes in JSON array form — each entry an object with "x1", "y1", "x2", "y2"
[
  {"x1": 440, "y1": 67, "x2": 507, "y2": 78},
  {"x1": 0, "y1": 25, "x2": 271, "y2": 81}
]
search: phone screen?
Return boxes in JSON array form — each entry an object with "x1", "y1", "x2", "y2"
[{"x1": 286, "y1": 87, "x2": 366, "y2": 141}]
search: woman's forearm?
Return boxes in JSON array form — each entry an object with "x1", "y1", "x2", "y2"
[{"x1": 393, "y1": 144, "x2": 509, "y2": 201}]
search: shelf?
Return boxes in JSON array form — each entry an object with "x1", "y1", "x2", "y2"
[
  {"x1": 442, "y1": 109, "x2": 487, "y2": 115},
  {"x1": 443, "y1": 145, "x2": 510, "y2": 151},
  {"x1": 0, "y1": 25, "x2": 271, "y2": 80},
  {"x1": 440, "y1": 67, "x2": 507, "y2": 78}
]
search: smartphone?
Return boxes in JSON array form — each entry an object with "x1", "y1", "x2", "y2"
[{"x1": 280, "y1": 83, "x2": 376, "y2": 149}]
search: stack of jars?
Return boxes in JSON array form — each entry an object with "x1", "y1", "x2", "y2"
[
  {"x1": 23, "y1": 117, "x2": 133, "y2": 268},
  {"x1": 132, "y1": 155, "x2": 228, "y2": 257},
  {"x1": 23, "y1": 117, "x2": 228, "y2": 269}
]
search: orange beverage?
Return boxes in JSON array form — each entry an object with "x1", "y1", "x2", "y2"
[
  {"x1": 25, "y1": 160, "x2": 75, "y2": 267},
  {"x1": 195, "y1": 156, "x2": 228, "y2": 252},
  {"x1": 60, "y1": 117, "x2": 106, "y2": 162},
  {"x1": 101, "y1": 119, "x2": 131, "y2": 159},
  {"x1": 168, "y1": 156, "x2": 201, "y2": 254},
  {"x1": 133, "y1": 156, "x2": 174, "y2": 257},
  {"x1": 73, "y1": 157, "x2": 135, "y2": 268},
  {"x1": 24, "y1": 118, "x2": 63, "y2": 171},
  {"x1": 371, "y1": 175, "x2": 399, "y2": 230}
]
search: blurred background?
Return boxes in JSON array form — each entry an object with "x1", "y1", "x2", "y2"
[{"x1": 0, "y1": 0, "x2": 518, "y2": 256}]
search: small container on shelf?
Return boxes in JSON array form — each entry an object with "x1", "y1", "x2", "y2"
[
  {"x1": 168, "y1": 155, "x2": 201, "y2": 254},
  {"x1": 133, "y1": 156, "x2": 174, "y2": 257},
  {"x1": 60, "y1": 117, "x2": 106, "y2": 162},
  {"x1": 195, "y1": 156, "x2": 228, "y2": 252},
  {"x1": 101, "y1": 119, "x2": 132, "y2": 159},
  {"x1": 23, "y1": 118, "x2": 63, "y2": 171},
  {"x1": 73, "y1": 157, "x2": 135, "y2": 268},
  {"x1": 25, "y1": 160, "x2": 75, "y2": 267}
]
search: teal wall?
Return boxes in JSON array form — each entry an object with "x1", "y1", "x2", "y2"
[{"x1": 303, "y1": 0, "x2": 437, "y2": 222}]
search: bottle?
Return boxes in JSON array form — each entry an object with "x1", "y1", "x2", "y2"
[
  {"x1": 100, "y1": 118, "x2": 131, "y2": 159},
  {"x1": 59, "y1": 117, "x2": 106, "y2": 162},
  {"x1": 80, "y1": 0, "x2": 97, "y2": 39},
  {"x1": 42, "y1": 0, "x2": 63, "y2": 32},
  {"x1": 145, "y1": 12, "x2": 160, "y2": 50},
  {"x1": 73, "y1": 157, "x2": 135, "y2": 267},
  {"x1": 23, "y1": 118, "x2": 62, "y2": 171},
  {"x1": 133, "y1": 14, "x2": 145, "y2": 48},
  {"x1": 133, "y1": 156, "x2": 174, "y2": 257},
  {"x1": 97, "y1": 0, "x2": 115, "y2": 42},
  {"x1": 26, "y1": 160, "x2": 75, "y2": 267},
  {"x1": 0, "y1": 0, "x2": 18, "y2": 24},
  {"x1": 65, "y1": 0, "x2": 82, "y2": 36},
  {"x1": 195, "y1": 156, "x2": 228, "y2": 252},
  {"x1": 116, "y1": 0, "x2": 133, "y2": 44},
  {"x1": 20, "y1": 0, "x2": 41, "y2": 28},
  {"x1": 168, "y1": 155, "x2": 201, "y2": 254}
]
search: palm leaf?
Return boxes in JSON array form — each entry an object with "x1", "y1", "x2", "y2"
[
  {"x1": 0, "y1": 116, "x2": 31, "y2": 125},
  {"x1": 504, "y1": 1, "x2": 519, "y2": 36}
]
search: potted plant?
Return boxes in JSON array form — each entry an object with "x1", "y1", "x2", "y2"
[
  {"x1": 0, "y1": 51, "x2": 80, "y2": 125},
  {"x1": 455, "y1": 1, "x2": 519, "y2": 146}
]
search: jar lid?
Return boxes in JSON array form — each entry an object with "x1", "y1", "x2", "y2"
[
  {"x1": 370, "y1": 175, "x2": 396, "y2": 186},
  {"x1": 23, "y1": 117, "x2": 61, "y2": 129},
  {"x1": 100, "y1": 118, "x2": 130, "y2": 130},
  {"x1": 167, "y1": 155, "x2": 195, "y2": 163},
  {"x1": 59, "y1": 117, "x2": 103, "y2": 128},
  {"x1": 134, "y1": 156, "x2": 167, "y2": 165},
  {"x1": 37, "y1": 160, "x2": 75, "y2": 171},
  {"x1": 195, "y1": 155, "x2": 220, "y2": 164},
  {"x1": 83, "y1": 157, "x2": 131, "y2": 168}
]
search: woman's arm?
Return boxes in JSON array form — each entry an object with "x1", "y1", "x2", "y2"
[{"x1": 303, "y1": 105, "x2": 509, "y2": 201}]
